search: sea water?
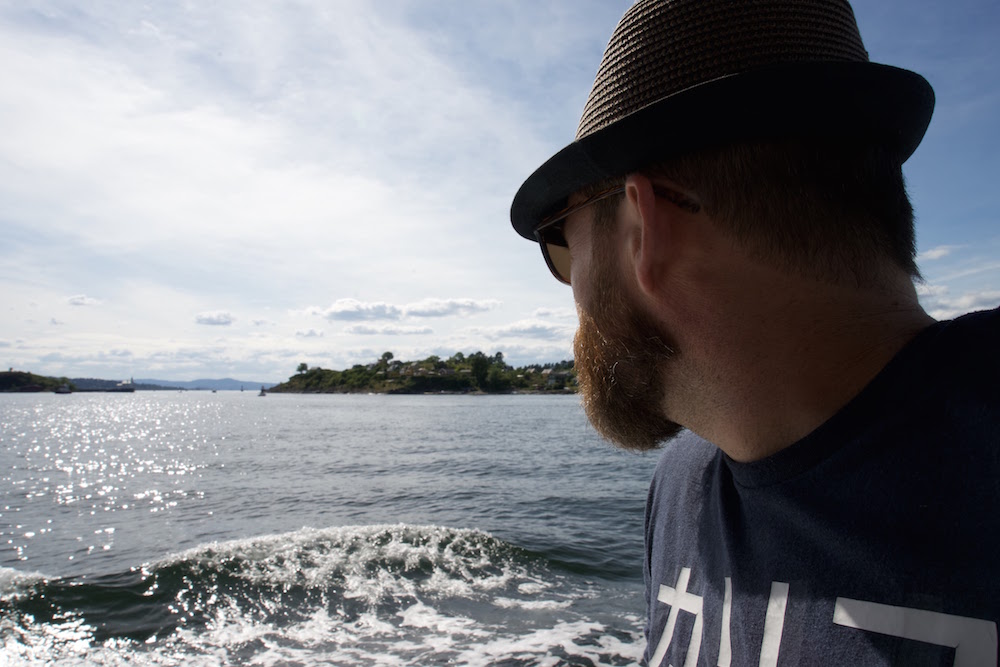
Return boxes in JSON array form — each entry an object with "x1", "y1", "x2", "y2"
[{"x1": 0, "y1": 392, "x2": 660, "y2": 665}]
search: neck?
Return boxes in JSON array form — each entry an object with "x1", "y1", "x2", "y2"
[{"x1": 664, "y1": 262, "x2": 934, "y2": 462}]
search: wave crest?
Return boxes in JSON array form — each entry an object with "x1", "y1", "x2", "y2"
[
  {"x1": 156, "y1": 523, "x2": 527, "y2": 597},
  {"x1": 0, "y1": 524, "x2": 643, "y2": 666}
]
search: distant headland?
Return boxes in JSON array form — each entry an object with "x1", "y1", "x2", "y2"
[{"x1": 0, "y1": 371, "x2": 274, "y2": 394}]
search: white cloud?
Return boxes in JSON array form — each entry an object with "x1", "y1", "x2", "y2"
[
  {"x1": 195, "y1": 311, "x2": 235, "y2": 326},
  {"x1": 50, "y1": 318, "x2": 64, "y2": 326},
  {"x1": 917, "y1": 245, "x2": 961, "y2": 261},
  {"x1": 918, "y1": 286, "x2": 1000, "y2": 320},
  {"x1": 403, "y1": 298, "x2": 502, "y2": 318},
  {"x1": 0, "y1": 2, "x2": 578, "y2": 382},
  {"x1": 345, "y1": 325, "x2": 433, "y2": 336},
  {"x1": 308, "y1": 299, "x2": 403, "y2": 321},
  {"x1": 295, "y1": 329, "x2": 323, "y2": 338},
  {"x1": 532, "y1": 306, "x2": 577, "y2": 319},
  {"x1": 916, "y1": 284, "x2": 948, "y2": 297},
  {"x1": 934, "y1": 262, "x2": 1000, "y2": 283},
  {"x1": 306, "y1": 298, "x2": 503, "y2": 321},
  {"x1": 68, "y1": 294, "x2": 101, "y2": 306},
  {"x1": 483, "y1": 343, "x2": 575, "y2": 368},
  {"x1": 934, "y1": 292, "x2": 1000, "y2": 319},
  {"x1": 473, "y1": 319, "x2": 575, "y2": 341}
]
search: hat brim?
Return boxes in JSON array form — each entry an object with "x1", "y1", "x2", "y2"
[{"x1": 511, "y1": 61, "x2": 934, "y2": 240}]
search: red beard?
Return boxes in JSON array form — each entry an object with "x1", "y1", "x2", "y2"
[{"x1": 573, "y1": 251, "x2": 682, "y2": 451}]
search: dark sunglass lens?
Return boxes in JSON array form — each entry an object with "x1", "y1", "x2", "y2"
[{"x1": 545, "y1": 242, "x2": 572, "y2": 284}]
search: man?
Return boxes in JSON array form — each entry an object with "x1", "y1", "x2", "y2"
[{"x1": 510, "y1": 1, "x2": 999, "y2": 665}]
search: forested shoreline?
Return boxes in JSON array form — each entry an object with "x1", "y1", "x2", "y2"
[{"x1": 269, "y1": 351, "x2": 577, "y2": 394}]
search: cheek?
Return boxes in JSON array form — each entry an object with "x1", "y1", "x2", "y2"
[
  {"x1": 569, "y1": 245, "x2": 594, "y2": 308},
  {"x1": 564, "y1": 218, "x2": 594, "y2": 303}
]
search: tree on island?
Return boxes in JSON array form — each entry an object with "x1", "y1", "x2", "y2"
[
  {"x1": 297, "y1": 362, "x2": 308, "y2": 374},
  {"x1": 469, "y1": 352, "x2": 490, "y2": 388}
]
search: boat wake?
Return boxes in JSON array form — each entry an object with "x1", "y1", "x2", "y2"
[{"x1": 1, "y1": 524, "x2": 644, "y2": 666}]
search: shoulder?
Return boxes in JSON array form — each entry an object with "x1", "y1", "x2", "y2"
[
  {"x1": 911, "y1": 307, "x2": 1000, "y2": 403},
  {"x1": 929, "y1": 306, "x2": 999, "y2": 354},
  {"x1": 644, "y1": 430, "x2": 718, "y2": 538},
  {"x1": 643, "y1": 431, "x2": 726, "y2": 614},
  {"x1": 650, "y1": 430, "x2": 719, "y2": 486},
  {"x1": 646, "y1": 431, "x2": 720, "y2": 523},
  {"x1": 923, "y1": 306, "x2": 999, "y2": 365}
]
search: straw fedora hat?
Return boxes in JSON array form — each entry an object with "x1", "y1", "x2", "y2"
[{"x1": 510, "y1": 0, "x2": 935, "y2": 239}]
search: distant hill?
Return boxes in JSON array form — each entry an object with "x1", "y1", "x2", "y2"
[
  {"x1": 1, "y1": 372, "x2": 276, "y2": 393},
  {"x1": 72, "y1": 378, "x2": 170, "y2": 391},
  {"x1": 134, "y1": 378, "x2": 277, "y2": 391}
]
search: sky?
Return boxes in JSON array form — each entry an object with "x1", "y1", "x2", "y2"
[{"x1": 1, "y1": 1, "x2": 997, "y2": 383}]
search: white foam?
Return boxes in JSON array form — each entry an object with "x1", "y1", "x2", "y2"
[
  {"x1": 2, "y1": 597, "x2": 645, "y2": 667},
  {"x1": 493, "y1": 596, "x2": 572, "y2": 611},
  {"x1": 1, "y1": 524, "x2": 646, "y2": 666},
  {"x1": 151, "y1": 523, "x2": 540, "y2": 622},
  {"x1": 398, "y1": 600, "x2": 485, "y2": 636},
  {"x1": 0, "y1": 613, "x2": 101, "y2": 666},
  {"x1": 0, "y1": 566, "x2": 48, "y2": 602},
  {"x1": 345, "y1": 610, "x2": 397, "y2": 637},
  {"x1": 451, "y1": 619, "x2": 645, "y2": 667},
  {"x1": 517, "y1": 581, "x2": 550, "y2": 595}
]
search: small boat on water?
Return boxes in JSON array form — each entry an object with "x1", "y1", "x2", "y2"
[
  {"x1": 54, "y1": 384, "x2": 72, "y2": 394},
  {"x1": 107, "y1": 378, "x2": 135, "y2": 393},
  {"x1": 258, "y1": 386, "x2": 266, "y2": 396}
]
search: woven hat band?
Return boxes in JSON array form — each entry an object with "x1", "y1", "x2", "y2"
[{"x1": 578, "y1": 0, "x2": 869, "y2": 139}]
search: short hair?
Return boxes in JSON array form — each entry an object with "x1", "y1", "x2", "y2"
[{"x1": 586, "y1": 140, "x2": 919, "y2": 286}]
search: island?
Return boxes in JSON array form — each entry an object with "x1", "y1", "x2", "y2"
[{"x1": 268, "y1": 351, "x2": 577, "y2": 394}]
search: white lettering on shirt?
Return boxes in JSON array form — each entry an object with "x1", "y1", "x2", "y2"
[
  {"x1": 834, "y1": 597, "x2": 998, "y2": 666},
  {"x1": 649, "y1": 570, "x2": 998, "y2": 667},
  {"x1": 717, "y1": 577, "x2": 733, "y2": 667},
  {"x1": 759, "y1": 581, "x2": 789, "y2": 667},
  {"x1": 649, "y1": 567, "x2": 704, "y2": 667}
]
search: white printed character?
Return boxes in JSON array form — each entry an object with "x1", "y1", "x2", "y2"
[
  {"x1": 648, "y1": 567, "x2": 704, "y2": 667},
  {"x1": 834, "y1": 598, "x2": 997, "y2": 666},
  {"x1": 649, "y1": 573, "x2": 789, "y2": 667}
]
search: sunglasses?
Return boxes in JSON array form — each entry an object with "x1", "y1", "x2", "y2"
[{"x1": 533, "y1": 183, "x2": 701, "y2": 285}]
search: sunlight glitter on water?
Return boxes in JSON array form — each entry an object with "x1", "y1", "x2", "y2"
[
  {"x1": 2, "y1": 393, "x2": 656, "y2": 664},
  {"x1": 1, "y1": 396, "x2": 232, "y2": 572}
]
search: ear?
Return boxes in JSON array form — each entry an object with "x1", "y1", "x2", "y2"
[{"x1": 625, "y1": 173, "x2": 672, "y2": 297}]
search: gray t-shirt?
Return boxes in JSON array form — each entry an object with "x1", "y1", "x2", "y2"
[{"x1": 644, "y1": 308, "x2": 1000, "y2": 666}]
